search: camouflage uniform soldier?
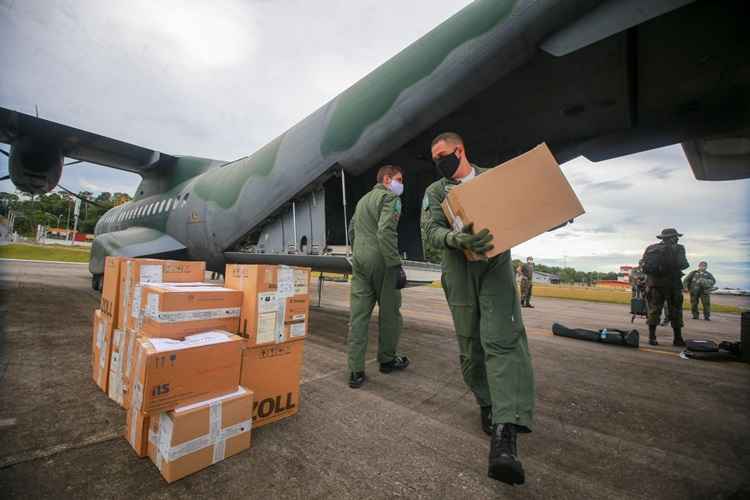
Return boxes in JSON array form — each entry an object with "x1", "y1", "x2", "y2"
[
  {"x1": 519, "y1": 257, "x2": 535, "y2": 308},
  {"x1": 684, "y1": 261, "x2": 716, "y2": 320},
  {"x1": 424, "y1": 132, "x2": 534, "y2": 486},
  {"x1": 641, "y1": 228, "x2": 690, "y2": 346},
  {"x1": 347, "y1": 165, "x2": 410, "y2": 389}
]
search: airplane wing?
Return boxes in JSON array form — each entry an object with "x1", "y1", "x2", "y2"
[{"x1": 0, "y1": 106, "x2": 174, "y2": 173}]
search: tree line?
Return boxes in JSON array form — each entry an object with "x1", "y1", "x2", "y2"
[
  {"x1": 0, "y1": 191, "x2": 131, "y2": 236},
  {"x1": 511, "y1": 259, "x2": 619, "y2": 284}
]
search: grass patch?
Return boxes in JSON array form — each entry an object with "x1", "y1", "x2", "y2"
[{"x1": 0, "y1": 243, "x2": 90, "y2": 263}]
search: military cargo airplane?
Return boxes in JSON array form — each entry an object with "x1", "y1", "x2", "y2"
[{"x1": 1, "y1": 0, "x2": 748, "y2": 290}]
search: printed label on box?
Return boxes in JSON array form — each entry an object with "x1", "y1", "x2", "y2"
[
  {"x1": 258, "y1": 292, "x2": 279, "y2": 313},
  {"x1": 140, "y1": 265, "x2": 163, "y2": 283},
  {"x1": 290, "y1": 322, "x2": 306, "y2": 338},
  {"x1": 277, "y1": 267, "x2": 294, "y2": 298},
  {"x1": 146, "y1": 293, "x2": 160, "y2": 317},
  {"x1": 257, "y1": 312, "x2": 276, "y2": 344},
  {"x1": 293, "y1": 270, "x2": 308, "y2": 295}
]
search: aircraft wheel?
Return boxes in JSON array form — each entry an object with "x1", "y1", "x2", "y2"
[{"x1": 92, "y1": 274, "x2": 103, "y2": 291}]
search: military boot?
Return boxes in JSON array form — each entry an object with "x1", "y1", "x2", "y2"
[
  {"x1": 672, "y1": 328, "x2": 686, "y2": 347},
  {"x1": 349, "y1": 371, "x2": 366, "y2": 389},
  {"x1": 648, "y1": 325, "x2": 658, "y2": 346},
  {"x1": 488, "y1": 424, "x2": 525, "y2": 485},
  {"x1": 481, "y1": 406, "x2": 493, "y2": 436},
  {"x1": 379, "y1": 355, "x2": 410, "y2": 373}
]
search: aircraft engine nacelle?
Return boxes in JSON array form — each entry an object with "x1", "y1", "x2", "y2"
[{"x1": 8, "y1": 137, "x2": 64, "y2": 194}]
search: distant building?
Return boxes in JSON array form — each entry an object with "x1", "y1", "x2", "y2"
[{"x1": 617, "y1": 265, "x2": 636, "y2": 283}]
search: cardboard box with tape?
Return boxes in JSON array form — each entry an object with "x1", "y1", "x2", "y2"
[
  {"x1": 225, "y1": 264, "x2": 311, "y2": 347},
  {"x1": 147, "y1": 387, "x2": 253, "y2": 482},
  {"x1": 107, "y1": 328, "x2": 127, "y2": 407},
  {"x1": 240, "y1": 340, "x2": 304, "y2": 427},
  {"x1": 91, "y1": 309, "x2": 113, "y2": 392},
  {"x1": 140, "y1": 283, "x2": 242, "y2": 339},
  {"x1": 100, "y1": 256, "x2": 124, "y2": 326},
  {"x1": 441, "y1": 143, "x2": 585, "y2": 261},
  {"x1": 127, "y1": 331, "x2": 243, "y2": 415},
  {"x1": 119, "y1": 259, "x2": 206, "y2": 332},
  {"x1": 125, "y1": 408, "x2": 150, "y2": 457}
]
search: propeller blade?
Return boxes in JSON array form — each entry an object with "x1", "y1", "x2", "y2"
[
  {"x1": 57, "y1": 184, "x2": 107, "y2": 208},
  {"x1": 64, "y1": 160, "x2": 83, "y2": 166}
]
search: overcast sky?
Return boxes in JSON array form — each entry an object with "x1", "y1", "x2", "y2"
[{"x1": 1, "y1": 1, "x2": 748, "y2": 287}]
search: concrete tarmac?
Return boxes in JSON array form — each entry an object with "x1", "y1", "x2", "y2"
[{"x1": 0, "y1": 261, "x2": 748, "y2": 499}]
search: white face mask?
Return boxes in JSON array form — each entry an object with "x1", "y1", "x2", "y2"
[{"x1": 389, "y1": 179, "x2": 404, "y2": 196}]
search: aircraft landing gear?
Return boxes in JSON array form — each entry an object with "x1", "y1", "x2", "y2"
[{"x1": 92, "y1": 274, "x2": 103, "y2": 291}]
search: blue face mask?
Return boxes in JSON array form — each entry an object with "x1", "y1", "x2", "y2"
[{"x1": 389, "y1": 179, "x2": 404, "y2": 197}]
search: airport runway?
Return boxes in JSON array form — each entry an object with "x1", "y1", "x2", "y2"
[{"x1": 0, "y1": 261, "x2": 748, "y2": 499}]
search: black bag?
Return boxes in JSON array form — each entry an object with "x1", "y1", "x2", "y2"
[
  {"x1": 685, "y1": 339, "x2": 719, "y2": 352},
  {"x1": 642, "y1": 244, "x2": 667, "y2": 275}
]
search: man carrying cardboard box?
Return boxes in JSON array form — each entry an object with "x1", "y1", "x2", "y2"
[{"x1": 423, "y1": 132, "x2": 535, "y2": 486}]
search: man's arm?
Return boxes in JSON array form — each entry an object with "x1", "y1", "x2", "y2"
[
  {"x1": 377, "y1": 193, "x2": 402, "y2": 267},
  {"x1": 706, "y1": 272, "x2": 716, "y2": 287},
  {"x1": 423, "y1": 188, "x2": 453, "y2": 250},
  {"x1": 677, "y1": 245, "x2": 690, "y2": 270},
  {"x1": 683, "y1": 270, "x2": 695, "y2": 289}
]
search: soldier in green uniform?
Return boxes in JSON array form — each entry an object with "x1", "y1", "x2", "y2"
[
  {"x1": 423, "y1": 132, "x2": 534, "y2": 486},
  {"x1": 347, "y1": 165, "x2": 410, "y2": 389},
  {"x1": 519, "y1": 257, "x2": 535, "y2": 308},
  {"x1": 641, "y1": 228, "x2": 690, "y2": 346},
  {"x1": 684, "y1": 261, "x2": 716, "y2": 320}
]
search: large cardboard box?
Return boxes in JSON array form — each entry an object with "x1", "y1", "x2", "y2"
[
  {"x1": 121, "y1": 328, "x2": 140, "y2": 409},
  {"x1": 140, "y1": 283, "x2": 242, "y2": 339},
  {"x1": 128, "y1": 331, "x2": 243, "y2": 415},
  {"x1": 225, "y1": 264, "x2": 311, "y2": 347},
  {"x1": 147, "y1": 387, "x2": 253, "y2": 482},
  {"x1": 119, "y1": 259, "x2": 206, "y2": 332},
  {"x1": 125, "y1": 409, "x2": 150, "y2": 457},
  {"x1": 107, "y1": 328, "x2": 127, "y2": 407},
  {"x1": 91, "y1": 309, "x2": 113, "y2": 391},
  {"x1": 441, "y1": 143, "x2": 585, "y2": 261},
  {"x1": 240, "y1": 340, "x2": 304, "y2": 428},
  {"x1": 100, "y1": 256, "x2": 124, "y2": 327}
]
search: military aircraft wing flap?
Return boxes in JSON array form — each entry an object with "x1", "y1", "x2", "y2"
[{"x1": 0, "y1": 106, "x2": 174, "y2": 173}]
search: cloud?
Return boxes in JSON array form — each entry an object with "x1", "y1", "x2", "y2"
[
  {"x1": 585, "y1": 179, "x2": 633, "y2": 192},
  {"x1": 643, "y1": 164, "x2": 680, "y2": 179}
]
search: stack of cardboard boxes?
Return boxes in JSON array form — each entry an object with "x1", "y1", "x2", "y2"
[{"x1": 91, "y1": 257, "x2": 310, "y2": 483}]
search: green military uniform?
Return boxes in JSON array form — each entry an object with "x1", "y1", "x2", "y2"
[
  {"x1": 420, "y1": 197, "x2": 443, "y2": 264},
  {"x1": 684, "y1": 269, "x2": 716, "y2": 319},
  {"x1": 642, "y1": 242, "x2": 689, "y2": 328},
  {"x1": 423, "y1": 166, "x2": 534, "y2": 430},
  {"x1": 519, "y1": 263, "x2": 534, "y2": 307},
  {"x1": 347, "y1": 184, "x2": 403, "y2": 373}
]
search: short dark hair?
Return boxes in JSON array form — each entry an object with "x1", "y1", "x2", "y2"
[
  {"x1": 431, "y1": 132, "x2": 464, "y2": 148},
  {"x1": 377, "y1": 165, "x2": 403, "y2": 183}
]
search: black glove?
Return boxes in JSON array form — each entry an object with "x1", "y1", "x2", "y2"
[
  {"x1": 446, "y1": 223, "x2": 494, "y2": 254},
  {"x1": 396, "y1": 265, "x2": 407, "y2": 289}
]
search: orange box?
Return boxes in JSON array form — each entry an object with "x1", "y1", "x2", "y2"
[
  {"x1": 125, "y1": 408, "x2": 150, "y2": 457},
  {"x1": 147, "y1": 387, "x2": 253, "y2": 483},
  {"x1": 225, "y1": 265, "x2": 311, "y2": 347},
  {"x1": 107, "y1": 328, "x2": 127, "y2": 407},
  {"x1": 118, "y1": 259, "x2": 206, "y2": 332},
  {"x1": 128, "y1": 331, "x2": 243, "y2": 415},
  {"x1": 91, "y1": 309, "x2": 113, "y2": 392},
  {"x1": 140, "y1": 284, "x2": 242, "y2": 339},
  {"x1": 441, "y1": 143, "x2": 585, "y2": 261},
  {"x1": 240, "y1": 340, "x2": 304, "y2": 428},
  {"x1": 121, "y1": 328, "x2": 139, "y2": 409},
  {"x1": 100, "y1": 256, "x2": 124, "y2": 327}
]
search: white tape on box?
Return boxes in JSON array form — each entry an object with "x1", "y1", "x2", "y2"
[
  {"x1": 277, "y1": 266, "x2": 294, "y2": 298},
  {"x1": 140, "y1": 264, "x2": 163, "y2": 283},
  {"x1": 146, "y1": 307, "x2": 240, "y2": 324}
]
